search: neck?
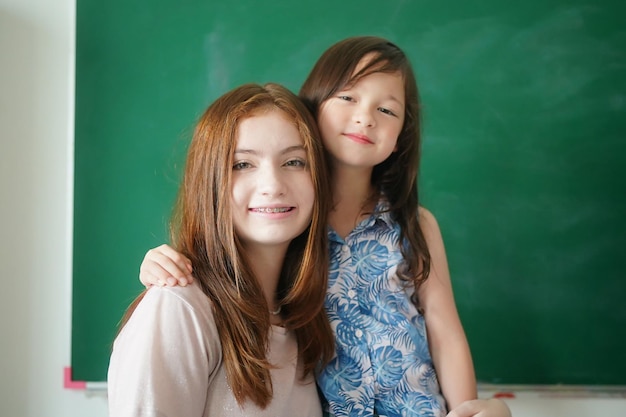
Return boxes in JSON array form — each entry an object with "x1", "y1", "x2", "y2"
[
  {"x1": 244, "y1": 243, "x2": 288, "y2": 315},
  {"x1": 332, "y1": 166, "x2": 372, "y2": 200},
  {"x1": 329, "y1": 164, "x2": 377, "y2": 238}
]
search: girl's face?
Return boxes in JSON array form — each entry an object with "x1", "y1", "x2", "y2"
[
  {"x1": 231, "y1": 110, "x2": 315, "y2": 250},
  {"x1": 317, "y1": 56, "x2": 405, "y2": 170}
]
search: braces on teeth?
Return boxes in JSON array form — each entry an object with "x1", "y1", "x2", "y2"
[{"x1": 255, "y1": 207, "x2": 290, "y2": 213}]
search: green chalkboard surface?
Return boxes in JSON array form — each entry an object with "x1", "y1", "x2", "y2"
[{"x1": 73, "y1": 0, "x2": 626, "y2": 384}]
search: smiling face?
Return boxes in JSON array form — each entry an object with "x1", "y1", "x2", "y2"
[
  {"x1": 317, "y1": 54, "x2": 406, "y2": 171},
  {"x1": 231, "y1": 109, "x2": 315, "y2": 251}
]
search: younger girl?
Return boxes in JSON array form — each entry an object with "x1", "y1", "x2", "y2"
[
  {"x1": 108, "y1": 83, "x2": 334, "y2": 416},
  {"x1": 138, "y1": 37, "x2": 511, "y2": 417}
]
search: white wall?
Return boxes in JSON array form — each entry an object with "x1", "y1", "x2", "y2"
[
  {"x1": 0, "y1": 0, "x2": 624, "y2": 416},
  {"x1": 0, "y1": 0, "x2": 108, "y2": 415}
]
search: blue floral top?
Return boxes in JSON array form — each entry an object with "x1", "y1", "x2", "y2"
[{"x1": 318, "y1": 200, "x2": 447, "y2": 417}]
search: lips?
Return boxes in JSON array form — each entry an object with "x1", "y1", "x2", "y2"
[{"x1": 344, "y1": 133, "x2": 373, "y2": 144}]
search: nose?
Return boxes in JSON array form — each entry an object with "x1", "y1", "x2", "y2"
[
  {"x1": 259, "y1": 165, "x2": 286, "y2": 198},
  {"x1": 353, "y1": 105, "x2": 375, "y2": 127}
]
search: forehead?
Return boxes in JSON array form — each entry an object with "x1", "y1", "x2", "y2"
[
  {"x1": 353, "y1": 52, "x2": 381, "y2": 73},
  {"x1": 235, "y1": 109, "x2": 304, "y2": 149},
  {"x1": 350, "y1": 53, "x2": 404, "y2": 87},
  {"x1": 347, "y1": 61, "x2": 405, "y2": 104}
]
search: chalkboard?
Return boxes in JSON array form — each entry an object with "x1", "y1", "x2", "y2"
[{"x1": 73, "y1": 0, "x2": 626, "y2": 384}]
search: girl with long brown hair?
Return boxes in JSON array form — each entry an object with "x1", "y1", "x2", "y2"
[{"x1": 107, "y1": 82, "x2": 334, "y2": 416}]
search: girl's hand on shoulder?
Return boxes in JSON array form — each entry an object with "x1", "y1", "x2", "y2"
[
  {"x1": 139, "y1": 244, "x2": 194, "y2": 287},
  {"x1": 446, "y1": 398, "x2": 512, "y2": 417}
]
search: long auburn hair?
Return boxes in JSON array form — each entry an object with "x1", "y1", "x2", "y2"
[
  {"x1": 300, "y1": 36, "x2": 431, "y2": 307},
  {"x1": 122, "y1": 83, "x2": 334, "y2": 408}
]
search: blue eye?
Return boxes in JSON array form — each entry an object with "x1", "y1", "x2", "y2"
[
  {"x1": 285, "y1": 159, "x2": 306, "y2": 168},
  {"x1": 233, "y1": 161, "x2": 252, "y2": 170}
]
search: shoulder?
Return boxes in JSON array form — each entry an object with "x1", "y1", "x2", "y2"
[
  {"x1": 418, "y1": 206, "x2": 436, "y2": 223},
  {"x1": 136, "y1": 282, "x2": 212, "y2": 318},
  {"x1": 108, "y1": 285, "x2": 220, "y2": 415},
  {"x1": 112, "y1": 282, "x2": 222, "y2": 373},
  {"x1": 418, "y1": 206, "x2": 442, "y2": 237},
  {"x1": 416, "y1": 206, "x2": 448, "y2": 262},
  {"x1": 146, "y1": 281, "x2": 212, "y2": 312},
  {"x1": 121, "y1": 282, "x2": 219, "y2": 346}
]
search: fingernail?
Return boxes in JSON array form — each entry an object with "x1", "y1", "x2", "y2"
[{"x1": 179, "y1": 277, "x2": 188, "y2": 287}]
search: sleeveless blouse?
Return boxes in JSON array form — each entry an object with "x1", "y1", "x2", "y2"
[{"x1": 318, "y1": 201, "x2": 447, "y2": 417}]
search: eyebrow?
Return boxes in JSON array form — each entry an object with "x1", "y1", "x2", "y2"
[
  {"x1": 376, "y1": 92, "x2": 404, "y2": 107},
  {"x1": 388, "y1": 95, "x2": 405, "y2": 106},
  {"x1": 234, "y1": 145, "x2": 306, "y2": 155}
]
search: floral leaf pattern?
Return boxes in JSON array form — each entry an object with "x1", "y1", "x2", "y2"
[{"x1": 318, "y1": 203, "x2": 447, "y2": 417}]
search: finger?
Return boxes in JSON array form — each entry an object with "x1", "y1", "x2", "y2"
[
  {"x1": 143, "y1": 248, "x2": 189, "y2": 279},
  {"x1": 153, "y1": 244, "x2": 193, "y2": 274},
  {"x1": 139, "y1": 260, "x2": 179, "y2": 287},
  {"x1": 166, "y1": 276, "x2": 191, "y2": 287},
  {"x1": 447, "y1": 400, "x2": 482, "y2": 417},
  {"x1": 447, "y1": 399, "x2": 511, "y2": 417},
  {"x1": 140, "y1": 246, "x2": 194, "y2": 287},
  {"x1": 151, "y1": 245, "x2": 194, "y2": 286}
]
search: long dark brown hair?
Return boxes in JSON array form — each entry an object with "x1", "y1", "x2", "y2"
[
  {"x1": 300, "y1": 36, "x2": 431, "y2": 307},
  {"x1": 122, "y1": 83, "x2": 334, "y2": 407}
]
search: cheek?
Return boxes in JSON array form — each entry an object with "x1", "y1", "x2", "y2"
[
  {"x1": 388, "y1": 124, "x2": 403, "y2": 152},
  {"x1": 299, "y1": 177, "x2": 316, "y2": 218},
  {"x1": 230, "y1": 183, "x2": 247, "y2": 227},
  {"x1": 317, "y1": 106, "x2": 336, "y2": 138},
  {"x1": 230, "y1": 178, "x2": 246, "y2": 206}
]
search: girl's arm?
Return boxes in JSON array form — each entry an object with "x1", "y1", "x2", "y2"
[
  {"x1": 418, "y1": 207, "x2": 477, "y2": 410},
  {"x1": 447, "y1": 398, "x2": 512, "y2": 417},
  {"x1": 139, "y1": 244, "x2": 194, "y2": 287}
]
